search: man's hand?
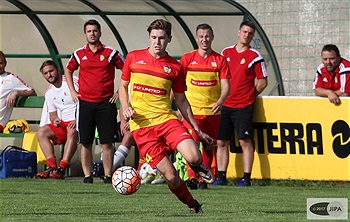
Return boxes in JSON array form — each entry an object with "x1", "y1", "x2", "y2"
[
  {"x1": 109, "y1": 92, "x2": 119, "y2": 103},
  {"x1": 71, "y1": 90, "x2": 80, "y2": 103},
  {"x1": 328, "y1": 91, "x2": 341, "y2": 104},
  {"x1": 67, "y1": 120, "x2": 76, "y2": 129},
  {"x1": 122, "y1": 107, "x2": 135, "y2": 121},
  {"x1": 7, "y1": 91, "x2": 18, "y2": 107},
  {"x1": 195, "y1": 129, "x2": 214, "y2": 145},
  {"x1": 53, "y1": 117, "x2": 61, "y2": 128}
]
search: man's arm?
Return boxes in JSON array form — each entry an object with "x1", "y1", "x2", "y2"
[
  {"x1": 255, "y1": 78, "x2": 268, "y2": 96},
  {"x1": 314, "y1": 87, "x2": 342, "y2": 104},
  {"x1": 64, "y1": 68, "x2": 80, "y2": 102},
  {"x1": 212, "y1": 78, "x2": 230, "y2": 114},
  {"x1": 7, "y1": 89, "x2": 36, "y2": 107},
  {"x1": 174, "y1": 92, "x2": 213, "y2": 144},
  {"x1": 118, "y1": 79, "x2": 134, "y2": 121}
]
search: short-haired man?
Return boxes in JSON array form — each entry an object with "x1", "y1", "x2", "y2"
[{"x1": 313, "y1": 44, "x2": 350, "y2": 104}]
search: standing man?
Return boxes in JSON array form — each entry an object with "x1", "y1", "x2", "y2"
[
  {"x1": 313, "y1": 44, "x2": 350, "y2": 104},
  {"x1": 214, "y1": 21, "x2": 268, "y2": 187},
  {"x1": 119, "y1": 19, "x2": 214, "y2": 214},
  {"x1": 180, "y1": 23, "x2": 230, "y2": 190},
  {"x1": 0, "y1": 51, "x2": 36, "y2": 132},
  {"x1": 36, "y1": 60, "x2": 78, "y2": 179},
  {"x1": 65, "y1": 19, "x2": 124, "y2": 184}
]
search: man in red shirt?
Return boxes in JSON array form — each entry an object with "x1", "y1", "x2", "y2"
[
  {"x1": 65, "y1": 19, "x2": 124, "y2": 184},
  {"x1": 214, "y1": 21, "x2": 268, "y2": 187},
  {"x1": 180, "y1": 23, "x2": 230, "y2": 190},
  {"x1": 313, "y1": 44, "x2": 350, "y2": 104},
  {"x1": 119, "y1": 19, "x2": 214, "y2": 214}
]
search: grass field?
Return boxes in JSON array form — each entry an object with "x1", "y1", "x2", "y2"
[{"x1": 0, "y1": 177, "x2": 349, "y2": 222}]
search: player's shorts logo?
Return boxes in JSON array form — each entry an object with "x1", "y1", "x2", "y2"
[{"x1": 331, "y1": 120, "x2": 350, "y2": 158}]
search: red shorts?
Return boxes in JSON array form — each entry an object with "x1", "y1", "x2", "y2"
[
  {"x1": 132, "y1": 119, "x2": 193, "y2": 168},
  {"x1": 48, "y1": 121, "x2": 71, "y2": 145},
  {"x1": 183, "y1": 115, "x2": 221, "y2": 143}
]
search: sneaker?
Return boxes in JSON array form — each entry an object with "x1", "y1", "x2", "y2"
[
  {"x1": 196, "y1": 164, "x2": 214, "y2": 184},
  {"x1": 212, "y1": 178, "x2": 228, "y2": 186},
  {"x1": 198, "y1": 182, "x2": 208, "y2": 189},
  {"x1": 36, "y1": 166, "x2": 56, "y2": 179},
  {"x1": 92, "y1": 160, "x2": 104, "y2": 179},
  {"x1": 141, "y1": 174, "x2": 155, "y2": 185},
  {"x1": 236, "y1": 178, "x2": 251, "y2": 187},
  {"x1": 186, "y1": 178, "x2": 198, "y2": 190},
  {"x1": 83, "y1": 176, "x2": 93, "y2": 184},
  {"x1": 151, "y1": 174, "x2": 165, "y2": 185},
  {"x1": 104, "y1": 175, "x2": 112, "y2": 184},
  {"x1": 189, "y1": 200, "x2": 203, "y2": 214},
  {"x1": 50, "y1": 167, "x2": 65, "y2": 179}
]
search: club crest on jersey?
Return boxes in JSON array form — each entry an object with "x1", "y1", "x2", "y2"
[
  {"x1": 240, "y1": 58, "x2": 246, "y2": 64},
  {"x1": 211, "y1": 61, "x2": 218, "y2": 68},
  {"x1": 100, "y1": 55, "x2": 105, "y2": 61},
  {"x1": 164, "y1": 66, "x2": 171, "y2": 74},
  {"x1": 64, "y1": 91, "x2": 68, "y2": 96}
]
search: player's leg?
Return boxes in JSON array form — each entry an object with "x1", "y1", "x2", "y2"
[
  {"x1": 113, "y1": 130, "x2": 134, "y2": 170},
  {"x1": 236, "y1": 105, "x2": 254, "y2": 187},
  {"x1": 50, "y1": 122, "x2": 78, "y2": 179},
  {"x1": 156, "y1": 156, "x2": 202, "y2": 214},
  {"x1": 97, "y1": 100, "x2": 118, "y2": 183},
  {"x1": 78, "y1": 100, "x2": 96, "y2": 183},
  {"x1": 214, "y1": 106, "x2": 234, "y2": 185},
  {"x1": 36, "y1": 124, "x2": 58, "y2": 178}
]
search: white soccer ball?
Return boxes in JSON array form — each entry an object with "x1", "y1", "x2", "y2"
[{"x1": 112, "y1": 166, "x2": 141, "y2": 195}]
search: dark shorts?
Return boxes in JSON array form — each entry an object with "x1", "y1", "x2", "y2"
[
  {"x1": 78, "y1": 99, "x2": 118, "y2": 144},
  {"x1": 217, "y1": 104, "x2": 254, "y2": 140}
]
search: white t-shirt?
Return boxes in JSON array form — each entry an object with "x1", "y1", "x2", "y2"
[
  {"x1": 40, "y1": 75, "x2": 79, "y2": 126},
  {"x1": 0, "y1": 72, "x2": 33, "y2": 127}
]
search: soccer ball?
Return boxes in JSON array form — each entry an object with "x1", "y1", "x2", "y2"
[{"x1": 112, "y1": 166, "x2": 141, "y2": 195}]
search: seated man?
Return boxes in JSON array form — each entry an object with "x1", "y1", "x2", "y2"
[
  {"x1": 0, "y1": 51, "x2": 36, "y2": 132},
  {"x1": 313, "y1": 44, "x2": 350, "y2": 104},
  {"x1": 36, "y1": 60, "x2": 78, "y2": 179}
]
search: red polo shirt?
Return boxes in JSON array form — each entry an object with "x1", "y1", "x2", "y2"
[{"x1": 66, "y1": 43, "x2": 124, "y2": 102}]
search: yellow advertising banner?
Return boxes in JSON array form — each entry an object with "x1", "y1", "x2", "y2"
[{"x1": 227, "y1": 96, "x2": 350, "y2": 181}]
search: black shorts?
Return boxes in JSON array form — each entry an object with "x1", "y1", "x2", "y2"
[
  {"x1": 78, "y1": 99, "x2": 118, "y2": 144},
  {"x1": 217, "y1": 104, "x2": 254, "y2": 140}
]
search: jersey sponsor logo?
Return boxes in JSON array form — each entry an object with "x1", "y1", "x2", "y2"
[
  {"x1": 191, "y1": 61, "x2": 198, "y2": 65},
  {"x1": 133, "y1": 83, "x2": 167, "y2": 95},
  {"x1": 163, "y1": 66, "x2": 171, "y2": 74},
  {"x1": 240, "y1": 58, "x2": 246, "y2": 64},
  {"x1": 190, "y1": 79, "x2": 217, "y2": 87},
  {"x1": 211, "y1": 61, "x2": 218, "y2": 68},
  {"x1": 82, "y1": 56, "x2": 88, "y2": 60},
  {"x1": 136, "y1": 60, "x2": 146, "y2": 64}
]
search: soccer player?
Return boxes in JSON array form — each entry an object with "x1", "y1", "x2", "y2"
[
  {"x1": 313, "y1": 44, "x2": 350, "y2": 104},
  {"x1": 180, "y1": 23, "x2": 230, "y2": 189},
  {"x1": 214, "y1": 20, "x2": 268, "y2": 187},
  {"x1": 119, "y1": 19, "x2": 214, "y2": 214},
  {"x1": 0, "y1": 51, "x2": 36, "y2": 133},
  {"x1": 36, "y1": 60, "x2": 78, "y2": 179},
  {"x1": 65, "y1": 19, "x2": 124, "y2": 184}
]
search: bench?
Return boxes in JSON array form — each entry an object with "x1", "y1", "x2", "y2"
[{"x1": 0, "y1": 96, "x2": 45, "y2": 146}]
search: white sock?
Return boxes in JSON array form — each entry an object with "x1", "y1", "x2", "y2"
[{"x1": 113, "y1": 145, "x2": 130, "y2": 170}]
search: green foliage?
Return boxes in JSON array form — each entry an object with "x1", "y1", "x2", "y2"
[{"x1": 0, "y1": 178, "x2": 348, "y2": 222}]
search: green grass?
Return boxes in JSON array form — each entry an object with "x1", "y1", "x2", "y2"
[{"x1": 0, "y1": 178, "x2": 349, "y2": 222}]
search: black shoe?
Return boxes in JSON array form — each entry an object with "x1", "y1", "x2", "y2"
[
  {"x1": 186, "y1": 178, "x2": 198, "y2": 190},
  {"x1": 189, "y1": 200, "x2": 203, "y2": 214},
  {"x1": 83, "y1": 176, "x2": 93, "y2": 184},
  {"x1": 198, "y1": 182, "x2": 208, "y2": 189},
  {"x1": 104, "y1": 175, "x2": 112, "y2": 184}
]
